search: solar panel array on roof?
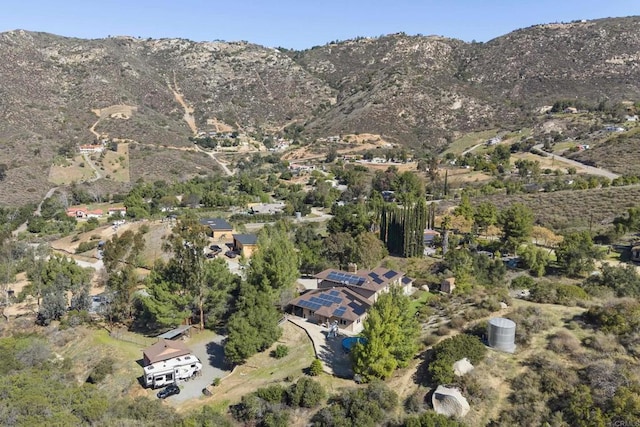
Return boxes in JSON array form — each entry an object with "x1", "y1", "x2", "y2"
[
  {"x1": 326, "y1": 271, "x2": 366, "y2": 286},
  {"x1": 383, "y1": 270, "x2": 398, "y2": 279},
  {"x1": 298, "y1": 300, "x2": 322, "y2": 311},
  {"x1": 333, "y1": 306, "x2": 347, "y2": 317},
  {"x1": 368, "y1": 273, "x2": 384, "y2": 284},
  {"x1": 349, "y1": 302, "x2": 367, "y2": 315},
  {"x1": 329, "y1": 290, "x2": 340, "y2": 296}
]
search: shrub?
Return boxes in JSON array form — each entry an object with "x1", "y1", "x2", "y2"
[
  {"x1": 547, "y1": 330, "x2": 581, "y2": 355},
  {"x1": 309, "y1": 359, "x2": 323, "y2": 376},
  {"x1": 404, "y1": 391, "x2": 426, "y2": 413},
  {"x1": 428, "y1": 334, "x2": 487, "y2": 385},
  {"x1": 255, "y1": 384, "x2": 286, "y2": 404},
  {"x1": 271, "y1": 344, "x2": 289, "y2": 359},
  {"x1": 506, "y1": 306, "x2": 554, "y2": 345},
  {"x1": 510, "y1": 275, "x2": 535, "y2": 289},
  {"x1": 87, "y1": 357, "x2": 115, "y2": 384},
  {"x1": 76, "y1": 240, "x2": 99, "y2": 254},
  {"x1": 287, "y1": 377, "x2": 326, "y2": 408}
]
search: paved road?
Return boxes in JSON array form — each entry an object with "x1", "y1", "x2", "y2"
[{"x1": 531, "y1": 144, "x2": 620, "y2": 180}]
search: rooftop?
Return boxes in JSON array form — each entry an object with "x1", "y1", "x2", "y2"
[
  {"x1": 156, "y1": 325, "x2": 192, "y2": 340},
  {"x1": 143, "y1": 338, "x2": 192, "y2": 365},
  {"x1": 315, "y1": 267, "x2": 407, "y2": 293},
  {"x1": 289, "y1": 288, "x2": 371, "y2": 322},
  {"x1": 199, "y1": 217, "x2": 233, "y2": 230},
  {"x1": 233, "y1": 233, "x2": 258, "y2": 245}
]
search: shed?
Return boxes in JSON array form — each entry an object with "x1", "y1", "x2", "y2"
[
  {"x1": 199, "y1": 218, "x2": 233, "y2": 239},
  {"x1": 156, "y1": 325, "x2": 192, "y2": 341},
  {"x1": 233, "y1": 233, "x2": 258, "y2": 258},
  {"x1": 441, "y1": 277, "x2": 456, "y2": 294}
]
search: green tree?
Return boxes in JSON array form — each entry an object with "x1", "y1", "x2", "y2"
[
  {"x1": 519, "y1": 245, "x2": 551, "y2": 277},
  {"x1": 454, "y1": 192, "x2": 474, "y2": 221},
  {"x1": 287, "y1": 377, "x2": 326, "y2": 408},
  {"x1": 498, "y1": 203, "x2": 534, "y2": 253},
  {"x1": 353, "y1": 232, "x2": 388, "y2": 269},
  {"x1": 428, "y1": 334, "x2": 487, "y2": 385},
  {"x1": 473, "y1": 202, "x2": 497, "y2": 236},
  {"x1": 555, "y1": 231, "x2": 602, "y2": 277},
  {"x1": 163, "y1": 215, "x2": 209, "y2": 329},
  {"x1": 247, "y1": 223, "x2": 299, "y2": 305},
  {"x1": 224, "y1": 282, "x2": 282, "y2": 364},
  {"x1": 584, "y1": 263, "x2": 640, "y2": 297},
  {"x1": 352, "y1": 286, "x2": 419, "y2": 381}
]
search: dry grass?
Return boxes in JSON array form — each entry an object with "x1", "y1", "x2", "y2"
[
  {"x1": 48, "y1": 155, "x2": 96, "y2": 184},
  {"x1": 177, "y1": 321, "x2": 322, "y2": 414},
  {"x1": 98, "y1": 143, "x2": 131, "y2": 182},
  {"x1": 571, "y1": 128, "x2": 640, "y2": 175},
  {"x1": 481, "y1": 185, "x2": 640, "y2": 232},
  {"x1": 444, "y1": 129, "x2": 499, "y2": 156}
]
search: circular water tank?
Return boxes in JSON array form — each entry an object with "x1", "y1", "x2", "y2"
[{"x1": 487, "y1": 317, "x2": 516, "y2": 353}]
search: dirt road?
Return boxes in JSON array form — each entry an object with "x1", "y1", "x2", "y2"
[
  {"x1": 194, "y1": 144, "x2": 234, "y2": 176},
  {"x1": 169, "y1": 71, "x2": 198, "y2": 136},
  {"x1": 532, "y1": 144, "x2": 620, "y2": 179},
  {"x1": 12, "y1": 186, "x2": 59, "y2": 236}
]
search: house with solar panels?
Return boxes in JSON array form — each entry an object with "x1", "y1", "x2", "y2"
[
  {"x1": 314, "y1": 265, "x2": 413, "y2": 303},
  {"x1": 288, "y1": 288, "x2": 372, "y2": 333}
]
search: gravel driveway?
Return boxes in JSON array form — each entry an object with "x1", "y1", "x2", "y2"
[{"x1": 165, "y1": 334, "x2": 231, "y2": 405}]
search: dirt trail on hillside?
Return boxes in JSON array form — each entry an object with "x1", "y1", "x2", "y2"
[
  {"x1": 89, "y1": 105, "x2": 138, "y2": 140},
  {"x1": 168, "y1": 71, "x2": 198, "y2": 135}
]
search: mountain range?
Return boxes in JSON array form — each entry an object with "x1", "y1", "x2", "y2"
[{"x1": 1, "y1": 16, "x2": 640, "y2": 206}]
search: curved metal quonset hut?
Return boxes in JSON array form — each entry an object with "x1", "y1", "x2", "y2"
[{"x1": 487, "y1": 317, "x2": 516, "y2": 353}]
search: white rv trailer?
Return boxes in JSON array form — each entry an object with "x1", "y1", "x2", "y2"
[{"x1": 143, "y1": 353, "x2": 203, "y2": 388}]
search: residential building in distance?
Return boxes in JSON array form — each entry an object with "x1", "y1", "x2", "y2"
[
  {"x1": 233, "y1": 233, "x2": 258, "y2": 258},
  {"x1": 107, "y1": 206, "x2": 127, "y2": 217},
  {"x1": 199, "y1": 218, "x2": 233, "y2": 239},
  {"x1": 66, "y1": 207, "x2": 103, "y2": 219}
]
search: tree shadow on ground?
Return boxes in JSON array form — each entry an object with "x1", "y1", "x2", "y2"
[
  {"x1": 206, "y1": 340, "x2": 232, "y2": 371},
  {"x1": 316, "y1": 333, "x2": 354, "y2": 379}
]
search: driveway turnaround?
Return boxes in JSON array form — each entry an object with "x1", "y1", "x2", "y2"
[{"x1": 166, "y1": 334, "x2": 231, "y2": 404}]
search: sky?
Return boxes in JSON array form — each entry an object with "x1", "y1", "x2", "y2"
[{"x1": 1, "y1": 0, "x2": 639, "y2": 50}]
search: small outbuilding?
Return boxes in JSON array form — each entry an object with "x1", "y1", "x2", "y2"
[
  {"x1": 200, "y1": 218, "x2": 233, "y2": 239},
  {"x1": 440, "y1": 277, "x2": 456, "y2": 294},
  {"x1": 156, "y1": 325, "x2": 192, "y2": 341},
  {"x1": 233, "y1": 233, "x2": 258, "y2": 258}
]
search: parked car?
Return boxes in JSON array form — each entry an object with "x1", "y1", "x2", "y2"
[
  {"x1": 225, "y1": 250, "x2": 237, "y2": 258},
  {"x1": 210, "y1": 244, "x2": 222, "y2": 252},
  {"x1": 157, "y1": 384, "x2": 180, "y2": 399}
]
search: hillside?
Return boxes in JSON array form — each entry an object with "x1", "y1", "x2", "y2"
[{"x1": 2, "y1": 16, "x2": 640, "y2": 205}]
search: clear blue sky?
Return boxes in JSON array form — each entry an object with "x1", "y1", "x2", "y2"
[{"x1": 1, "y1": 0, "x2": 639, "y2": 49}]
